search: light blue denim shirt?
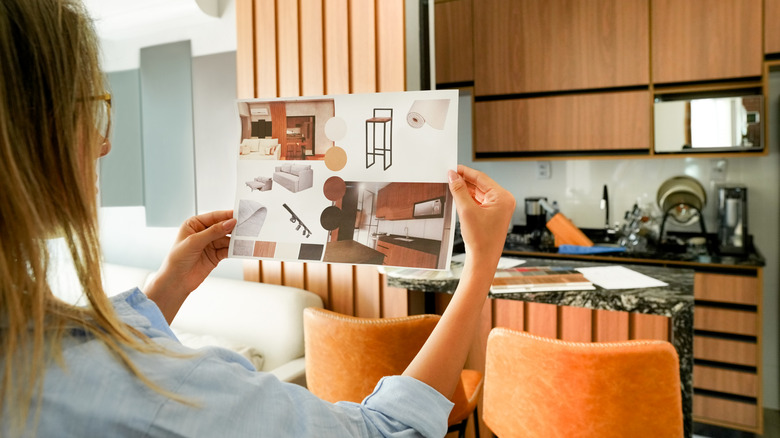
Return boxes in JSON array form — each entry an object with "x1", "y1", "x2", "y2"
[{"x1": 13, "y1": 289, "x2": 453, "y2": 437}]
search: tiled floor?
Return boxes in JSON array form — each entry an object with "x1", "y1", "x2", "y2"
[{"x1": 694, "y1": 409, "x2": 780, "y2": 438}]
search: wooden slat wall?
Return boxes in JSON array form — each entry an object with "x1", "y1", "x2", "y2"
[{"x1": 235, "y1": 1, "x2": 407, "y2": 318}]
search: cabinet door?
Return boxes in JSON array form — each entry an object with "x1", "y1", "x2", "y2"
[
  {"x1": 434, "y1": 0, "x2": 473, "y2": 85},
  {"x1": 652, "y1": 0, "x2": 762, "y2": 83},
  {"x1": 474, "y1": 0, "x2": 649, "y2": 96},
  {"x1": 767, "y1": 0, "x2": 780, "y2": 54},
  {"x1": 474, "y1": 91, "x2": 651, "y2": 153}
]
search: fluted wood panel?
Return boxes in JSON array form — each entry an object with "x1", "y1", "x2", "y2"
[
  {"x1": 236, "y1": 0, "x2": 406, "y2": 319},
  {"x1": 593, "y1": 309, "x2": 629, "y2": 342},
  {"x1": 277, "y1": 0, "x2": 300, "y2": 97},
  {"x1": 558, "y1": 306, "x2": 592, "y2": 342},
  {"x1": 300, "y1": 0, "x2": 324, "y2": 95},
  {"x1": 254, "y1": 0, "x2": 277, "y2": 98}
]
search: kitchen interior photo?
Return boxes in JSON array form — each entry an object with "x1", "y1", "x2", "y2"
[
  {"x1": 93, "y1": 1, "x2": 780, "y2": 437},
  {"x1": 322, "y1": 182, "x2": 452, "y2": 270}
]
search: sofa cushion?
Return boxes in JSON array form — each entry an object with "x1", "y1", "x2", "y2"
[
  {"x1": 173, "y1": 331, "x2": 265, "y2": 370},
  {"x1": 280, "y1": 164, "x2": 293, "y2": 173},
  {"x1": 289, "y1": 164, "x2": 310, "y2": 176}
]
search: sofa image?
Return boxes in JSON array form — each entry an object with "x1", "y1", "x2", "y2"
[
  {"x1": 101, "y1": 263, "x2": 324, "y2": 386},
  {"x1": 246, "y1": 176, "x2": 272, "y2": 192},
  {"x1": 273, "y1": 164, "x2": 313, "y2": 193},
  {"x1": 239, "y1": 138, "x2": 281, "y2": 160}
]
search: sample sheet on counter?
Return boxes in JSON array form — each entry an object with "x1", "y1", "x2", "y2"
[{"x1": 227, "y1": 90, "x2": 459, "y2": 270}]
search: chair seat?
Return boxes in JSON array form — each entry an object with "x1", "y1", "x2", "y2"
[{"x1": 448, "y1": 369, "x2": 483, "y2": 426}]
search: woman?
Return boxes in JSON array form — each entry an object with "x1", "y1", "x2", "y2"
[{"x1": 0, "y1": 1, "x2": 515, "y2": 436}]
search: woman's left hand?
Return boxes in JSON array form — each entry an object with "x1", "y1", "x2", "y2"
[{"x1": 144, "y1": 210, "x2": 236, "y2": 323}]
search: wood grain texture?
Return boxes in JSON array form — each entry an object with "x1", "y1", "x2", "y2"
[
  {"x1": 300, "y1": 0, "x2": 324, "y2": 96},
  {"x1": 694, "y1": 272, "x2": 759, "y2": 305},
  {"x1": 694, "y1": 306, "x2": 758, "y2": 336},
  {"x1": 766, "y1": 0, "x2": 780, "y2": 54},
  {"x1": 524, "y1": 302, "x2": 557, "y2": 339},
  {"x1": 260, "y1": 260, "x2": 283, "y2": 285},
  {"x1": 324, "y1": 0, "x2": 349, "y2": 94},
  {"x1": 474, "y1": 91, "x2": 651, "y2": 153},
  {"x1": 434, "y1": 0, "x2": 473, "y2": 85},
  {"x1": 376, "y1": 0, "x2": 405, "y2": 92},
  {"x1": 349, "y1": 0, "x2": 377, "y2": 93},
  {"x1": 354, "y1": 264, "x2": 381, "y2": 318},
  {"x1": 254, "y1": 0, "x2": 277, "y2": 98},
  {"x1": 236, "y1": 0, "x2": 255, "y2": 98},
  {"x1": 593, "y1": 309, "x2": 629, "y2": 342},
  {"x1": 651, "y1": 0, "x2": 762, "y2": 83},
  {"x1": 492, "y1": 299, "x2": 524, "y2": 331},
  {"x1": 277, "y1": 0, "x2": 300, "y2": 97},
  {"x1": 305, "y1": 262, "x2": 330, "y2": 307},
  {"x1": 381, "y1": 275, "x2": 408, "y2": 318},
  {"x1": 282, "y1": 261, "x2": 305, "y2": 290},
  {"x1": 474, "y1": 0, "x2": 649, "y2": 95},
  {"x1": 329, "y1": 263, "x2": 354, "y2": 315},
  {"x1": 693, "y1": 365, "x2": 758, "y2": 398},
  {"x1": 558, "y1": 306, "x2": 592, "y2": 342},
  {"x1": 693, "y1": 394, "x2": 758, "y2": 430},
  {"x1": 694, "y1": 336, "x2": 757, "y2": 367},
  {"x1": 629, "y1": 313, "x2": 669, "y2": 340}
]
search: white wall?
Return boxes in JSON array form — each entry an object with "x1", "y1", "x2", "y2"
[{"x1": 456, "y1": 92, "x2": 780, "y2": 410}]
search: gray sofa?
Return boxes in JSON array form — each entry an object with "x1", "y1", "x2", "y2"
[{"x1": 273, "y1": 164, "x2": 313, "y2": 193}]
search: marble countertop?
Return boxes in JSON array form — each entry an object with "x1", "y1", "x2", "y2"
[{"x1": 385, "y1": 256, "x2": 694, "y2": 318}]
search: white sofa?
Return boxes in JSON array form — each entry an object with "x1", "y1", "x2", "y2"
[
  {"x1": 239, "y1": 138, "x2": 281, "y2": 160},
  {"x1": 273, "y1": 164, "x2": 314, "y2": 193},
  {"x1": 102, "y1": 263, "x2": 324, "y2": 386}
]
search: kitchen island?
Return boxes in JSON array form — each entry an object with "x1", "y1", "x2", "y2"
[{"x1": 385, "y1": 256, "x2": 695, "y2": 437}]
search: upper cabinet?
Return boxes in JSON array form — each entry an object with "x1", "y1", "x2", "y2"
[
  {"x1": 474, "y1": 0, "x2": 649, "y2": 96},
  {"x1": 765, "y1": 0, "x2": 780, "y2": 54},
  {"x1": 434, "y1": 0, "x2": 473, "y2": 85},
  {"x1": 651, "y1": 0, "x2": 762, "y2": 84},
  {"x1": 438, "y1": 0, "x2": 771, "y2": 159}
]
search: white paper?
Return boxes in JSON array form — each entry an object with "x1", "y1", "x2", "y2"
[
  {"x1": 228, "y1": 90, "x2": 459, "y2": 270},
  {"x1": 575, "y1": 266, "x2": 668, "y2": 290}
]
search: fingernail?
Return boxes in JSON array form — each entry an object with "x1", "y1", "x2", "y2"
[
  {"x1": 448, "y1": 170, "x2": 460, "y2": 183},
  {"x1": 223, "y1": 218, "x2": 237, "y2": 231}
]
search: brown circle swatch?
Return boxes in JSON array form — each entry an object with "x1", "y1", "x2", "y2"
[
  {"x1": 323, "y1": 176, "x2": 347, "y2": 201},
  {"x1": 320, "y1": 206, "x2": 343, "y2": 231},
  {"x1": 324, "y1": 146, "x2": 347, "y2": 171}
]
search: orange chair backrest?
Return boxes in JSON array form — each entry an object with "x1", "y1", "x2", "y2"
[
  {"x1": 303, "y1": 308, "x2": 440, "y2": 403},
  {"x1": 484, "y1": 327, "x2": 683, "y2": 438}
]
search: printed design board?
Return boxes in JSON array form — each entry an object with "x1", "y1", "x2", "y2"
[{"x1": 228, "y1": 90, "x2": 458, "y2": 270}]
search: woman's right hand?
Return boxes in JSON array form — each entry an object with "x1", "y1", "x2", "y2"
[{"x1": 448, "y1": 165, "x2": 516, "y2": 266}]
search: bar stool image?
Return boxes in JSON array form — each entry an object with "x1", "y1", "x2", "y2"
[{"x1": 366, "y1": 108, "x2": 393, "y2": 170}]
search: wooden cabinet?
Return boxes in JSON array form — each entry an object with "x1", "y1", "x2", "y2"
[
  {"x1": 766, "y1": 0, "x2": 780, "y2": 54},
  {"x1": 375, "y1": 183, "x2": 447, "y2": 220},
  {"x1": 376, "y1": 240, "x2": 438, "y2": 269},
  {"x1": 434, "y1": 0, "x2": 473, "y2": 85},
  {"x1": 473, "y1": 0, "x2": 649, "y2": 96},
  {"x1": 651, "y1": 0, "x2": 762, "y2": 84},
  {"x1": 474, "y1": 91, "x2": 651, "y2": 154},
  {"x1": 692, "y1": 271, "x2": 763, "y2": 433}
]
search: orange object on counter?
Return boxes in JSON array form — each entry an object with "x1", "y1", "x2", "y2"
[{"x1": 546, "y1": 212, "x2": 594, "y2": 247}]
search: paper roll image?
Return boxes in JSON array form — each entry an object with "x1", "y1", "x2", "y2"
[{"x1": 406, "y1": 99, "x2": 450, "y2": 130}]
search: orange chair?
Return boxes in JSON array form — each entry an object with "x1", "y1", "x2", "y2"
[
  {"x1": 303, "y1": 308, "x2": 482, "y2": 438},
  {"x1": 483, "y1": 327, "x2": 683, "y2": 438}
]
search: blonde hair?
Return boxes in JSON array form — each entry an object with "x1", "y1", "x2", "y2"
[{"x1": 0, "y1": 0, "x2": 175, "y2": 432}]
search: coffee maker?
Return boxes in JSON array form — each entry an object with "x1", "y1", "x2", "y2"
[{"x1": 717, "y1": 185, "x2": 749, "y2": 255}]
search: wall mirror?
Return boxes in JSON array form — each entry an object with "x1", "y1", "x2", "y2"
[{"x1": 653, "y1": 95, "x2": 763, "y2": 153}]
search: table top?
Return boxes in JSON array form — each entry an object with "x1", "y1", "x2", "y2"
[{"x1": 384, "y1": 256, "x2": 694, "y2": 318}]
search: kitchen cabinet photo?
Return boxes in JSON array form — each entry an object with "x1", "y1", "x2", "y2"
[{"x1": 322, "y1": 182, "x2": 453, "y2": 270}]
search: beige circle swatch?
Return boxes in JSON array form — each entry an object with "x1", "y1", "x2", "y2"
[
  {"x1": 324, "y1": 146, "x2": 347, "y2": 171},
  {"x1": 324, "y1": 117, "x2": 347, "y2": 141}
]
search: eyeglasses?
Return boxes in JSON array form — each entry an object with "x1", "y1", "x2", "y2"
[{"x1": 93, "y1": 93, "x2": 112, "y2": 142}]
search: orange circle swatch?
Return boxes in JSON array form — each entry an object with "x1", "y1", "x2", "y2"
[{"x1": 324, "y1": 146, "x2": 347, "y2": 171}]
